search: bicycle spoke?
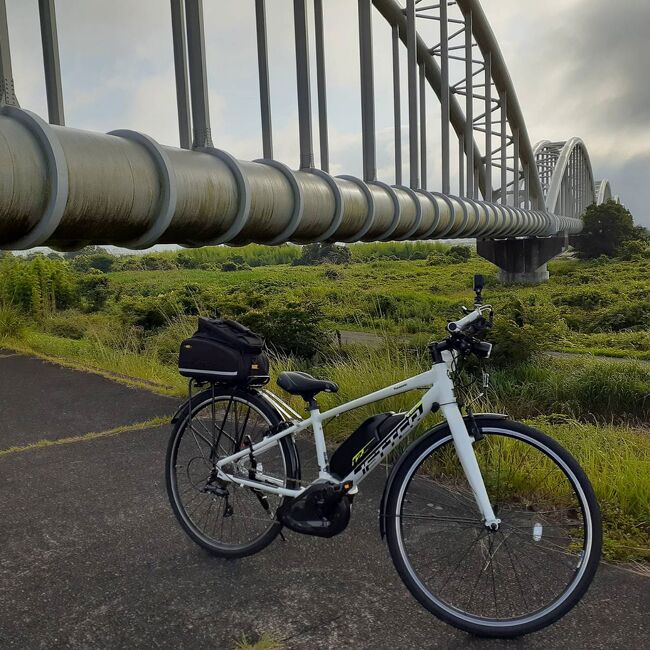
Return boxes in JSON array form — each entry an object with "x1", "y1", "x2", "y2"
[
  {"x1": 501, "y1": 533, "x2": 530, "y2": 611},
  {"x1": 438, "y1": 529, "x2": 488, "y2": 596},
  {"x1": 394, "y1": 428, "x2": 594, "y2": 627},
  {"x1": 170, "y1": 394, "x2": 289, "y2": 553},
  {"x1": 399, "y1": 513, "x2": 483, "y2": 524},
  {"x1": 466, "y1": 533, "x2": 495, "y2": 609}
]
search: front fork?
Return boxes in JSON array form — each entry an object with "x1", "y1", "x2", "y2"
[{"x1": 442, "y1": 402, "x2": 500, "y2": 530}]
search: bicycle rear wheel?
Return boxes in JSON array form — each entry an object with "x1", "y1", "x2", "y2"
[
  {"x1": 385, "y1": 418, "x2": 601, "y2": 638},
  {"x1": 166, "y1": 388, "x2": 299, "y2": 558}
]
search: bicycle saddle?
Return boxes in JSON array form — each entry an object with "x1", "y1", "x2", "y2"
[{"x1": 276, "y1": 371, "x2": 339, "y2": 401}]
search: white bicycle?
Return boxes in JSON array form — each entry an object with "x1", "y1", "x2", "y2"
[{"x1": 166, "y1": 276, "x2": 602, "y2": 638}]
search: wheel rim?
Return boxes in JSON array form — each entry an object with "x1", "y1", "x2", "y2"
[
  {"x1": 394, "y1": 427, "x2": 594, "y2": 628},
  {"x1": 170, "y1": 395, "x2": 288, "y2": 551}
]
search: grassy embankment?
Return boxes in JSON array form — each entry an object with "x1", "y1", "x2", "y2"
[{"x1": 3, "y1": 326, "x2": 648, "y2": 562}]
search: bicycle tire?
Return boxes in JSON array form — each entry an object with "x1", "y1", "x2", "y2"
[
  {"x1": 166, "y1": 387, "x2": 300, "y2": 559},
  {"x1": 385, "y1": 418, "x2": 602, "y2": 638}
]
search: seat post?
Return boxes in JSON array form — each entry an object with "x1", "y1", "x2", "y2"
[{"x1": 308, "y1": 401, "x2": 330, "y2": 478}]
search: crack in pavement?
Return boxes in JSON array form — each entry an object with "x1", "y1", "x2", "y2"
[{"x1": 0, "y1": 416, "x2": 169, "y2": 458}]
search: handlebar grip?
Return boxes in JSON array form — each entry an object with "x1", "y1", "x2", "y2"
[{"x1": 447, "y1": 309, "x2": 481, "y2": 333}]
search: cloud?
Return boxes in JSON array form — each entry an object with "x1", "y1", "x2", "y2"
[{"x1": 485, "y1": 0, "x2": 650, "y2": 224}]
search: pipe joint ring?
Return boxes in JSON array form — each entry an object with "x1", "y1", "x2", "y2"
[
  {"x1": 196, "y1": 147, "x2": 252, "y2": 245},
  {"x1": 462, "y1": 197, "x2": 483, "y2": 238},
  {"x1": 2, "y1": 107, "x2": 68, "y2": 250},
  {"x1": 108, "y1": 129, "x2": 177, "y2": 249},
  {"x1": 254, "y1": 159, "x2": 304, "y2": 244},
  {"x1": 304, "y1": 168, "x2": 344, "y2": 242},
  {"x1": 429, "y1": 191, "x2": 456, "y2": 238},
  {"x1": 336, "y1": 175, "x2": 375, "y2": 243},
  {"x1": 415, "y1": 189, "x2": 441, "y2": 239},
  {"x1": 368, "y1": 180, "x2": 400, "y2": 241},
  {"x1": 444, "y1": 194, "x2": 469, "y2": 238},
  {"x1": 393, "y1": 185, "x2": 423, "y2": 241}
]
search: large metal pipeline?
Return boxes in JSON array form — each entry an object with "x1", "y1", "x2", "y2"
[{"x1": 0, "y1": 108, "x2": 582, "y2": 251}]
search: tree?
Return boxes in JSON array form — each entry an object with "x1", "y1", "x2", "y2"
[
  {"x1": 78, "y1": 270, "x2": 111, "y2": 311},
  {"x1": 292, "y1": 243, "x2": 352, "y2": 266},
  {"x1": 63, "y1": 245, "x2": 105, "y2": 260},
  {"x1": 572, "y1": 200, "x2": 636, "y2": 258},
  {"x1": 71, "y1": 252, "x2": 115, "y2": 273}
]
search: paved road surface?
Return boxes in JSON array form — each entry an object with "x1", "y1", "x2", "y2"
[{"x1": 0, "y1": 352, "x2": 648, "y2": 649}]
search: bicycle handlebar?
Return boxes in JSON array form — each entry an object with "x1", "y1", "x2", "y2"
[{"x1": 446, "y1": 304, "x2": 492, "y2": 334}]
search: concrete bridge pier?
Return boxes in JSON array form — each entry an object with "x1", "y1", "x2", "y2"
[{"x1": 477, "y1": 235, "x2": 568, "y2": 284}]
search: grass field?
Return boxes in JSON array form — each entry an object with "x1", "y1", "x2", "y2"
[
  {"x1": 1, "y1": 243, "x2": 648, "y2": 561},
  {"x1": 105, "y1": 254, "x2": 650, "y2": 358}
]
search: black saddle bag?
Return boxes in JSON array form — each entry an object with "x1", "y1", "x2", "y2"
[{"x1": 178, "y1": 318, "x2": 269, "y2": 386}]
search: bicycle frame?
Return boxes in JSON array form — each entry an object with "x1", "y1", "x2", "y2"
[{"x1": 214, "y1": 350, "x2": 500, "y2": 528}]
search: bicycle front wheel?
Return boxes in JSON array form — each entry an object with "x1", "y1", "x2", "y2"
[{"x1": 385, "y1": 418, "x2": 601, "y2": 638}]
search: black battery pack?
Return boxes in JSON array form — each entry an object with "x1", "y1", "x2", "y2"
[{"x1": 329, "y1": 412, "x2": 405, "y2": 479}]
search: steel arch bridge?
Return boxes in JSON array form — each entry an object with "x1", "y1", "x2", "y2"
[{"x1": 0, "y1": 0, "x2": 618, "y2": 281}]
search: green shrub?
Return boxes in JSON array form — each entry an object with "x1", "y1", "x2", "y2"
[
  {"x1": 165, "y1": 243, "x2": 301, "y2": 268},
  {"x1": 71, "y1": 252, "x2": 115, "y2": 273},
  {"x1": 618, "y1": 239, "x2": 650, "y2": 261},
  {"x1": 446, "y1": 245, "x2": 471, "y2": 263},
  {"x1": 349, "y1": 240, "x2": 448, "y2": 262},
  {"x1": 176, "y1": 252, "x2": 200, "y2": 269},
  {"x1": 0, "y1": 256, "x2": 78, "y2": 316},
  {"x1": 572, "y1": 200, "x2": 636, "y2": 258},
  {"x1": 553, "y1": 288, "x2": 609, "y2": 310},
  {"x1": 176, "y1": 283, "x2": 217, "y2": 316},
  {"x1": 0, "y1": 303, "x2": 26, "y2": 339},
  {"x1": 293, "y1": 243, "x2": 351, "y2": 266},
  {"x1": 78, "y1": 270, "x2": 111, "y2": 311},
  {"x1": 488, "y1": 296, "x2": 566, "y2": 366},
  {"x1": 324, "y1": 267, "x2": 341, "y2": 280},
  {"x1": 119, "y1": 294, "x2": 180, "y2": 331},
  {"x1": 41, "y1": 312, "x2": 86, "y2": 340},
  {"x1": 140, "y1": 255, "x2": 178, "y2": 271},
  {"x1": 240, "y1": 302, "x2": 330, "y2": 358},
  {"x1": 590, "y1": 301, "x2": 650, "y2": 332},
  {"x1": 425, "y1": 246, "x2": 470, "y2": 265},
  {"x1": 426, "y1": 251, "x2": 448, "y2": 266}
]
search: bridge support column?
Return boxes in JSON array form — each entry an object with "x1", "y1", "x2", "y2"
[{"x1": 477, "y1": 236, "x2": 567, "y2": 284}]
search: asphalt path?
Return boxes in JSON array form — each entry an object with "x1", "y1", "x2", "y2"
[{"x1": 0, "y1": 352, "x2": 648, "y2": 649}]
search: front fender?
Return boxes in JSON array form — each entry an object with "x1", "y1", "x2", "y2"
[{"x1": 378, "y1": 413, "x2": 508, "y2": 539}]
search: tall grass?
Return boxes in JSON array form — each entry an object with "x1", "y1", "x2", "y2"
[
  {"x1": 6, "y1": 330, "x2": 184, "y2": 394},
  {"x1": 349, "y1": 240, "x2": 451, "y2": 261},
  {"x1": 7, "y1": 322, "x2": 649, "y2": 560},
  {"x1": 159, "y1": 243, "x2": 301, "y2": 267},
  {"x1": 0, "y1": 303, "x2": 26, "y2": 339},
  {"x1": 528, "y1": 417, "x2": 650, "y2": 561}
]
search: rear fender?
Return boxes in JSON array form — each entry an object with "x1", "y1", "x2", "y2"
[
  {"x1": 170, "y1": 387, "x2": 302, "y2": 485},
  {"x1": 378, "y1": 413, "x2": 508, "y2": 538},
  {"x1": 170, "y1": 387, "x2": 214, "y2": 424}
]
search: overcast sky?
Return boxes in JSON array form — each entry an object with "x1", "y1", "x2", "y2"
[{"x1": 5, "y1": 0, "x2": 650, "y2": 228}]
